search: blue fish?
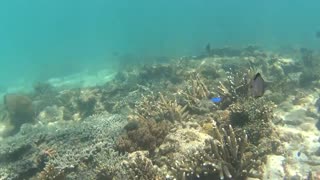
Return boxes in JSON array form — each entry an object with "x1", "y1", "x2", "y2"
[{"x1": 211, "y1": 97, "x2": 222, "y2": 103}]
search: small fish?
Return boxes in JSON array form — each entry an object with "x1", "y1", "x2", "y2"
[
  {"x1": 211, "y1": 97, "x2": 222, "y2": 103},
  {"x1": 297, "y1": 151, "x2": 301, "y2": 157},
  {"x1": 249, "y1": 73, "x2": 265, "y2": 98},
  {"x1": 315, "y1": 97, "x2": 320, "y2": 112},
  {"x1": 205, "y1": 43, "x2": 211, "y2": 54}
]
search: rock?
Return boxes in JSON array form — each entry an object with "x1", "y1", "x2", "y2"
[
  {"x1": 262, "y1": 155, "x2": 285, "y2": 179},
  {"x1": 283, "y1": 109, "x2": 306, "y2": 126},
  {"x1": 156, "y1": 128, "x2": 213, "y2": 173},
  {"x1": 37, "y1": 105, "x2": 65, "y2": 123}
]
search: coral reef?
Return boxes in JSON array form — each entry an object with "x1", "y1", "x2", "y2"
[
  {"x1": 116, "y1": 119, "x2": 171, "y2": 153},
  {"x1": 180, "y1": 73, "x2": 216, "y2": 114},
  {"x1": 161, "y1": 121, "x2": 261, "y2": 180},
  {"x1": 118, "y1": 151, "x2": 163, "y2": 180},
  {"x1": 228, "y1": 97, "x2": 281, "y2": 155},
  {"x1": 0, "y1": 113, "x2": 127, "y2": 179},
  {"x1": 130, "y1": 92, "x2": 190, "y2": 123},
  {"x1": 2, "y1": 46, "x2": 319, "y2": 179},
  {"x1": 1, "y1": 94, "x2": 35, "y2": 136}
]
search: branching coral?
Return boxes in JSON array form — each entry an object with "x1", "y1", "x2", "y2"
[
  {"x1": 179, "y1": 73, "x2": 217, "y2": 114},
  {"x1": 217, "y1": 69, "x2": 251, "y2": 101},
  {"x1": 183, "y1": 73, "x2": 211, "y2": 101},
  {"x1": 130, "y1": 92, "x2": 189, "y2": 123},
  {"x1": 166, "y1": 120, "x2": 261, "y2": 180},
  {"x1": 203, "y1": 122, "x2": 259, "y2": 179},
  {"x1": 158, "y1": 92, "x2": 190, "y2": 123}
]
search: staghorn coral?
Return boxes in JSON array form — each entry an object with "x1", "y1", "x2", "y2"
[
  {"x1": 130, "y1": 91, "x2": 190, "y2": 123},
  {"x1": 165, "y1": 120, "x2": 261, "y2": 180},
  {"x1": 218, "y1": 65, "x2": 268, "y2": 98},
  {"x1": 128, "y1": 92, "x2": 162, "y2": 122},
  {"x1": 158, "y1": 92, "x2": 190, "y2": 123},
  {"x1": 179, "y1": 73, "x2": 217, "y2": 114},
  {"x1": 216, "y1": 68, "x2": 250, "y2": 108},
  {"x1": 183, "y1": 73, "x2": 211, "y2": 101}
]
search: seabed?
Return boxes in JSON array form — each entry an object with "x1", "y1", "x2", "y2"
[{"x1": 0, "y1": 46, "x2": 320, "y2": 180}]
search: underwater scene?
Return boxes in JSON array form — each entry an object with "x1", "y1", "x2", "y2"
[{"x1": 1, "y1": 1, "x2": 320, "y2": 180}]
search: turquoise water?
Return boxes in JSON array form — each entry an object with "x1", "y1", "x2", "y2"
[{"x1": 0, "y1": 0, "x2": 319, "y2": 88}]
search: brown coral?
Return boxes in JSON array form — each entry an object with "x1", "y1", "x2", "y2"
[
  {"x1": 3, "y1": 94, "x2": 35, "y2": 135},
  {"x1": 116, "y1": 119, "x2": 171, "y2": 153}
]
